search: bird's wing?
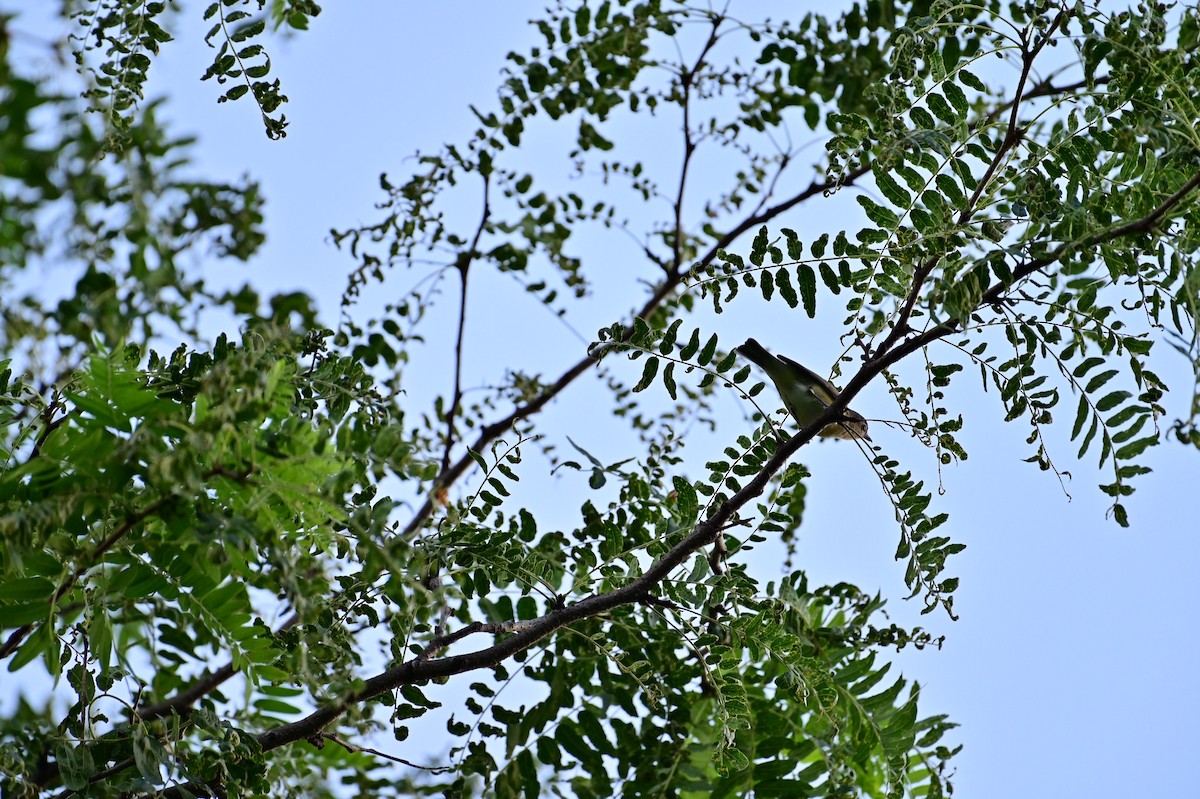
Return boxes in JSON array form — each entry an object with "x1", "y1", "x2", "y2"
[{"x1": 776, "y1": 354, "x2": 840, "y2": 405}]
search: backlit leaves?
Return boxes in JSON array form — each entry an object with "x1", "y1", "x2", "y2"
[{"x1": 201, "y1": 2, "x2": 290, "y2": 139}]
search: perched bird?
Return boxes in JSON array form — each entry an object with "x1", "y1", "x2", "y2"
[{"x1": 735, "y1": 338, "x2": 869, "y2": 440}]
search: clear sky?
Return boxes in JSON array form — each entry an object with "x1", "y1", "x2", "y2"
[{"x1": 5, "y1": 2, "x2": 1198, "y2": 796}]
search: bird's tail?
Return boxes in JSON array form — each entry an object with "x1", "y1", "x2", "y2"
[{"x1": 734, "y1": 337, "x2": 774, "y2": 370}]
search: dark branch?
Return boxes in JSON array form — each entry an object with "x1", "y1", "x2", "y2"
[
  {"x1": 437, "y1": 175, "x2": 492, "y2": 482},
  {"x1": 671, "y1": 16, "x2": 721, "y2": 272}
]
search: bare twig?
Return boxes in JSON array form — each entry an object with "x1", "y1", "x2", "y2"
[
  {"x1": 320, "y1": 733, "x2": 455, "y2": 773},
  {"x1": 437, "y1": 175, "x2": 492, "y2": 483},
  {"x1": 671, "y1": 17, "x2": 722, "y2": 272}
]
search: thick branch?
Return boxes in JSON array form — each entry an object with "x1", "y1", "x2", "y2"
[{"x1": 259, "y1": 434, "x2": 797, "y2": 751}]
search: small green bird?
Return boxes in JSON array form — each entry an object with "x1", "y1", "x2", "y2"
[{"x1": 735, "y1": 338, "x2": 869, "y2": 440}]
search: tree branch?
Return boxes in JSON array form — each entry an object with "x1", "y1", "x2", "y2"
[
  {"x1": 437, "y1": 176, "x2": 491, "y2": 483},
  {"x1": 670, "y1": 16, "x2": 721, "y2": 272},
  {"x1": 875, "y1": 9, "x2": 1069, "y2": 358},
  {"x1": 397, "y1": 163, "x2": 875, "y2": 540},
  {"x1": 849, "y1": 168, "x2": 1200, "y2": 403}
]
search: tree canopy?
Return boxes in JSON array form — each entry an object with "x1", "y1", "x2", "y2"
[{"x1": 2, "y1": 1, "x2": 1199, "y2": 797}]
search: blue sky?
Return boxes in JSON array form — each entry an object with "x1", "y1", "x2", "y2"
[{"x1": 5, "y1": 2, "x2": 1199, "y2": 796}]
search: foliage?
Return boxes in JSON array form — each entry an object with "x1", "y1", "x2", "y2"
[{"x1": 2, "y1": 1, "x2": 1199, "y2": 797}]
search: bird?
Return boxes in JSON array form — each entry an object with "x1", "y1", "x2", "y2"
[{"x1": 735, "y1": 338, "x2": 869, "y2": 440}]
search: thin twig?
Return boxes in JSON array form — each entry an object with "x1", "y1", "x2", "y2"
[{"x1": 437, "y1": 175, "x2": 492, "y2": 483}]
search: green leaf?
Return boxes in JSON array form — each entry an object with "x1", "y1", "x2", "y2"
[
  {"x1": 1084, "y1": 369, "x2": 1118, "y2": 394},
  {"x1": 632, "y1": 356, "x2": 659, "y2": 393},
  {"x1": 1125, "y1": 337, "x2": 1152, "y2": 355},
  {"x1": 750, "y1": 226, "x2": 769, "y2": 266},
  {"x1": 255, "y1": 698, "x2": 301, "y2": 715},
  {"x1": 1114, "y1": 436, "x2": 1155, "y2": 461},
  {"x1": 857, "y1": 195, "x2": 899, "y2": 227},
  {"x1": 811, "y1": 233, "x2": 829, "y2": 258},
  {"x1": 1071, "y1": 394, "x2": 1089, "y2": 440},
  {"x1": 798, "y1": 265, "x2": 817, "y2": 318},
  {"x1": 672, "y1": 476, "x2": 699, "y2": 525},
  {"x1": 875, "y1": 169, "x2": 912, "y2": 207},
  {"x1": 55, "y1": 743, "x2": 95, "y2": 791},
  {"x1": 1072, "y1": 357, "x2": 1105, "y2": 378},
  {"x1": 132, "y1": 724, "x2": 168, "y2": 782},
  {"x1": 1095, "y1": 391, "x2": 1131, "y2": 412},
  {"x1": 958, "y1": 68, "x2": 986, "y2": 92},
  {"x1": 468, "y1": 449, "x2": 488, "y2": 471},
  {"x1": 517, "y1": 750, "x2": 540, "y2": 798},
  {"x1": 760, "y1": 267, "x2": 775, "y2": 300},
  {"x1": 934, "y1": 173, "x2": 964, "y2": 206},
  {"x1": 943, "y1": 80, "x2": 968, "y2": 116},
  {"x1": 0, "y1": 577, "x2": 55, "y2": 602},
  {"x1": 781, "y1": 227, "x2": 803, "y2": 259},
  {"x1": 659, "y1": 318, "x2": 682, "y2": 354},
  {"x1": 776, "y1": 268, "x2": 798, "y2": 308},
  {"x1": 680, "y1": 328, "x2": 701, "y2": 360},
  {"x1": 927, "y1": 93, "x2": 957, "y2": 125}
]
